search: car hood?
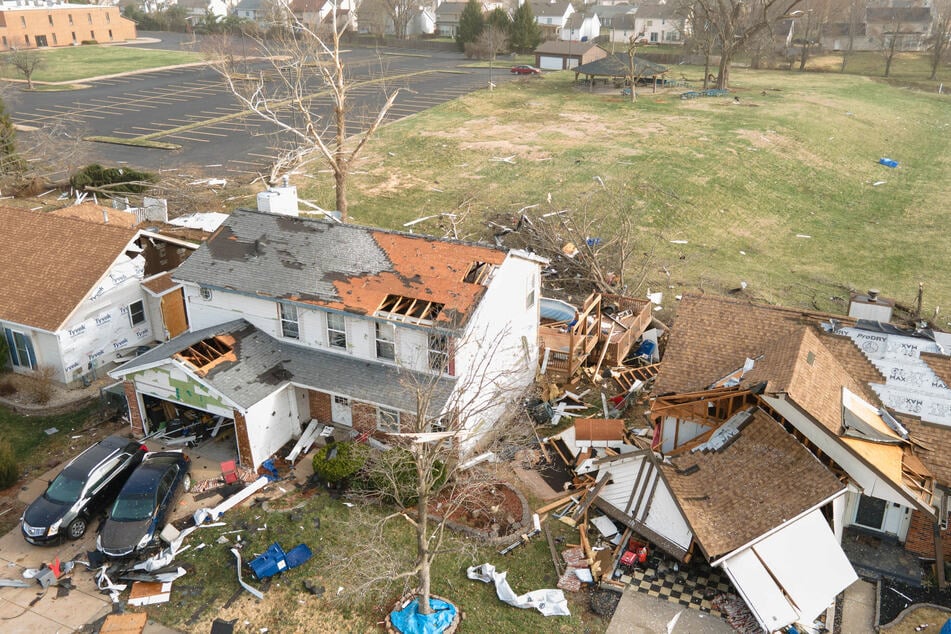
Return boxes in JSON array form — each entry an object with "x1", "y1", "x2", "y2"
[
  {"x1": 99, "y1": 517, "x2": 153, "y2": 553},
  {"x1": 23, "y1": 495, "x2": 71, "y2": 528}
]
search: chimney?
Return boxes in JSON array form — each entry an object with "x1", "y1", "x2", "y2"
[
  {"x1": 849, "y1": 288, "x2": 894, "y2": 323},
  {"x1": 102, "y1": 208, "x2": 109, "y2": 224},
  {"x1": 867, "y1": 288, "x2": 879, "y2": 302}
]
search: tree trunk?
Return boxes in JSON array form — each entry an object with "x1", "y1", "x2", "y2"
[
  {"x1": 334, "y1": 62, "x2": 348, "y2": 220},
  {"x1": 716, "y1": 54, "x2": 730, "y2": 90},
  {"x1": 702, "y1": 53, "x2": 711, "y2": 89},
  {"x1": 416, "y1": 487, "x2": 432, "y2": 615}
]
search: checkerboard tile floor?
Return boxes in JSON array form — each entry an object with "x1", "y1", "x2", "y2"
[{"x1": 617, "y1": 559, "x2": 733, "y2": 617}]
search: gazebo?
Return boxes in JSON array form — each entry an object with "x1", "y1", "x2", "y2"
[{"x1": 572, "y1": 53, "x2": 668, "y2": 92}]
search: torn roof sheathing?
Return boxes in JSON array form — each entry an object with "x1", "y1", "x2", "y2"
[
  {"x1": 173, "y1": 209, "x2": 508, "y2": 328},
  {"x1": 899, "y1": 414, "x2": 951, "y2": 487},
  {"x1": 574, "y1": 419, "x2": 626, "y2": 444},
  {"x1": 0, "y1": 206, "x2": 139, "y2": 332},
  {"x1": 659, "y1": 409, "x2": 844, "y2": 560},
  {"x1": 141, "y1": 272, "x2": 180, "y2": 296},
  {"x1": 51, "y1": 202, "x2": 139, "y2": 228}
]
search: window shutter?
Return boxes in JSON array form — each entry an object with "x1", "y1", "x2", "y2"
[{"x1": 3, "y1": 328, "x2": 17, "y2": 366}]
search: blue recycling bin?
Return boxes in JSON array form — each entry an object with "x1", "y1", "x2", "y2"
[
  {"x1": 249, "y1": 543, "x2": 288, "y2": 580},
  {"x1": 284, "y1": 543, "x2": 313, "y2": 569}
]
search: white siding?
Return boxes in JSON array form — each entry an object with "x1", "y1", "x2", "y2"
[
  {"x1": 131, "y1": 365, "x2": 235, "y2": 418},
  {"x1": 244, "y1": 385, "x2": 302, "y2": 468}
]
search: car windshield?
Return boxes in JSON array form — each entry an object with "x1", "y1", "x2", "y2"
[
  {"x1": 44, "y1": 473, "x2": 85, "y2": 504},
  {"x1": 110, "y1": 492, "x2": 154, "y2": 521}
]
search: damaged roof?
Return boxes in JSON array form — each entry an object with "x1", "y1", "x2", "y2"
[
  {"x1": 113, "y1": 320, "x2": 456, "y2": 412},
  {"x1": 173, "y1": 209, "x2": 508, "y2": 328},
  {"x1": 0, "y1": 207, "x2": 139, "y2": 332},
  {"x1": 660, "y1": 408, "x2": 844, "y2": 559}
]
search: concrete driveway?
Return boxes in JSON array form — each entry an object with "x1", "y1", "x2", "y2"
[
  {"x1": 606, "y1": 586, "x2": 735, "y2": 634},
  {"x1": 0, "y1": 437, "x2": 249, "y2": 632}
]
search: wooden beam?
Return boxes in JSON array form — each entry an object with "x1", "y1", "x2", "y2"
[
  {"x1": 572, "y1": 472, "x2": 612, "y2": 521},
  {"x1": 535, "y1": 491, "x2": 581, "y2": 515}
]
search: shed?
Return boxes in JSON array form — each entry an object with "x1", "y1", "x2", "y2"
[{"x1": 534, "y1": 40, "x2": 607, "y2": 71}]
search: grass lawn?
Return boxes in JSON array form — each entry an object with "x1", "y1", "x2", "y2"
[
  {"x1": 0, "y1": 45, "x2": 202, "y2": 83},
  {"x1": 148, "y1": 486, "x2": 604, "y2": 633},
  {"x1": 299, "y1": 64, "x2": 951, "y2": 322}
]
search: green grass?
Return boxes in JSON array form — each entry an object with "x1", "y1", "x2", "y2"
[
  {"x1": 149, "y1": 490, "x2": 600, "y2": 633},
  {"x1": 0, "y1": 46, "x2": 202, "y2": 83},
  {"x1": 315, "y1": 65, "x2": 951, "y2": 322}
]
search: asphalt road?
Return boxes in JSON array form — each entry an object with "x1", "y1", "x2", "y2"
[{"x1": 9, "y1": 35, "x2": 525, "y2": 180}]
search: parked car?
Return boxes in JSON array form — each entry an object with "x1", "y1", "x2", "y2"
[
  {"x1": 97, "y1": 451, "x2": 191, "y2": 558},
  {"x1": 21, "y1": 435, "x2": 147, "y2": 545},
  {"x1": 511, "y1": 65, "x2": 542, "y2": 75}
]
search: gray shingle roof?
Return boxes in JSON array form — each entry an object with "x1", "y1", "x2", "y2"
[
  {"x1": 572, "y1": 53, "x2": 667, "y2": 77},
  {"x1": 113, "y1": 320, "x2": 456, "y2": 412}
]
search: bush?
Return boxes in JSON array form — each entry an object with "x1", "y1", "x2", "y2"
[
  {"x1": 28, "y1": 366, "x2": 55, "y2": 404},
  {"x1": 81, "y1": 40, "x2": 98, "y2": 45},
  {"x1": 69, "y1": 163, "x2": 156, "y2": 194},
  {"x1": 312, "y1": 441, "x2": 369, "y2": 484},
  {"x1": 0, "y1": 441, "x2": 18, "y2": 489},
  {"x1": 0, "y1": 378, "x2": 15, "y2": 397},
  {"x1": 367, "y1": 448, "x2": 447, "y2": 508}
]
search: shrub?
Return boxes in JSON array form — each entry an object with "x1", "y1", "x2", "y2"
[
  {"x1": 0, "y1": 441, "x2": 18, "y2": 489},
  {"x1": 0, "y1": 378, "x2": 15, "y2": 397},
  {"x1": 367, "y1": 447, "x2": 447, "y2": 508},
  {"x1": 312, "y1": 441, "x2": 369, "y2": 484},
  {"x1": 28, "y1": 366, "x2": 55, "y2": 404}
]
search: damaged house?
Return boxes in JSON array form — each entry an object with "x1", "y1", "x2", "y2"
[
  {"x1": 110, "y1": 207, "x2": 545, "y2": 469},
  {"x1": 588, "y1": 293, "x2": 951, "y2": 631},
  {"x1": 0, "y1": 206, "x2": 197, "y2": 387}
]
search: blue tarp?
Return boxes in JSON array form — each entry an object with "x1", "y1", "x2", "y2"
[
  {"x1": 941, "y1": 618, "x2": 951, "y2": 634},
  {"x1": 389, "y1": 597, "x2": 457, "y2": 634}
]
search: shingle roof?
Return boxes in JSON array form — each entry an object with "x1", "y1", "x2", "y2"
[
  {"x1": 901, "y1": 415, "x2": 951, "y2": 487},
  {"x1": 572, "y1": 53, "x2": 667, "y2": 77},
  {"x1": 534, "y1": 40, "x2": 602, "y2": 55},
  {"x1": 142, "y1": 272, "x2": 178, "y2": 296},
  {"x1": 653, "y1": 294, "x2": 855, "y2": 396},
  {"x1": 0, "y1": 207, "x2": 138, "y2": 332},
  {"x1": 51, "y1": 203, "x2": 138, "y2": 228},
  {"x1": 660, "y1": 409, "x2": 844, "y2": 558},
  {"x1": 529, "y1": 0, "x2": 571, "y2": 18},
  {"x1": 173, "y1": 209, "x2": 507, "y2": 328},
  {"x1": 635, "y1": 2, "x2": 677, "y2": 20},
  {"x1": 436, "y1": 2, "x2": 469, "y2": 20},
  {"x1": 113, "y1": 320, "x2": 456, "y2": 412}
]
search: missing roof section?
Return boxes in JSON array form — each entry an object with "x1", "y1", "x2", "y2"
[
  {"x1": 174, "y1": 335, "x2": 236, "y2": 376},
  {"x1": 463, "y1": 261, "x2": 494, "y2": 285},
  {"x1": 376, "y1": 294, "x2": 445, "y2": 324}
]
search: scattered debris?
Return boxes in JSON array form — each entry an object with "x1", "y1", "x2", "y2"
[
  {"x1": 467, "y1": 563, "x2": 570, "y2": 616},
  {"x1": 230, "y1": 548, "x2": 264, "y2": 600},
  {"x1": 878, "y1": 157, "x2": 899, "y2": 168},
  {"x1": 128, "y1": 580, "x2": 173, "y2": 606},
  {"x1": 249, "y1": 542, "x2": 313, "y2": 580}
]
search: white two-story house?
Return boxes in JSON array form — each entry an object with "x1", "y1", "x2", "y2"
[{"x1": 110, "y1": 205, "x2": 545, "y2": 469}]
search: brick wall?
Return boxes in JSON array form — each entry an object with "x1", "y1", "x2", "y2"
[
  {"x1": 0, "y1": 6, "x2": 136, "y2": 51},
  {"x1": 233, "y1": 410, "x2": 254, "y2": 467},
  {"x1": 124, "y1": 380, "x2": 145, "y2": 437},
  {"x1": 308, "y1": 390, "x2": 331, "y2": 422},
  {"x1": 905, "y1": 509, "x2": 951, "y2": 560},
  {"x1": 352, "y1": 402, "x2": 376, "y2": 435}
]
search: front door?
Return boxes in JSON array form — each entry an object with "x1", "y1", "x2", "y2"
[
  {"x1": 331, "y1": 395, "x2": 352, "y2": 427},
  {"x1": 35, "y1": 35, "x2": 48, "y2": 47}
]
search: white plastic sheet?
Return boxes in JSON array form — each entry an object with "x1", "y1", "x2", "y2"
[{"x1": 466, "y1": 563, "x2": 570, "y2": 617}]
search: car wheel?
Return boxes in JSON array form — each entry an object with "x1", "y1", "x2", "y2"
[
  {"x1": 66, "y1": 517, "x2": 87, "y2": 540},
  {"x1": 182, "y1": 473, "x2": 192, "y2": 493}
]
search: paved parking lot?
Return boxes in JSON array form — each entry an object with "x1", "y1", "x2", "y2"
[{"x1": 10, "y1": 44, "x2": 519, "y2": 179}]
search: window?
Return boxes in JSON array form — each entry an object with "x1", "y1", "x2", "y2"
[
  {"x1": 108, "y1": 29, "x2": 113, "y2": 41},
  {"x1": 377, "y1": 407, "x2": 400, "y2": 433},
  {"x1": 199, "y1": 286, "x2": 213, "y2": 300},
  {"x1": 48, "y1": 15, "x2": 54, "y2": 26},
  {"x1": 279, "y1": 303, "x2": 300, "y2": 339},
  {"x1": 68, "y1": 14, "x2": 74, "y2": 25},
  {"x1": 429, "y1": 334, "x2": 449, "y2": 373},
  {"x1": 88, "y1": 13, "x2": 93, "y2": 24},
  {"x1": 52, "y1": 33, "x2": 57, "y2": 45},
  {"x1": 90, "y1": 30, "x2": 95, "y2": 40},
  {"x1": 2, "y1": 37, "x2": 7, "y2": 48},
  {"x1": 128, "y1": 300, "x2": 146, "y2": 326},
  {"x1": 106, "y1": 13, "x2": 110, "y2": 23},
  {"x1": 20, "y1": 16, "x2": 25, "y2": 27},
  {"x1": 4, "y1": 328, "x2": 36, "y2": 369},
  {"x1": 24, "y1": 35, "x2": 29, "y2": 46},
  {"x1": 375, "y1": 322, "x2": 395, "y2": 361},
  {"x1": 525, "y1": 273, "x2": 536, "y2": 309},
  {"x1": 327, "y1": 312, "x2": 346, "y2": 349},
  {"x1": 71, "y1": 32, "x2": 77, "y2": 44}
]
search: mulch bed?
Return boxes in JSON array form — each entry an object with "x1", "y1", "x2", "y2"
[{"x1": 880, "y1": 577, "x2": 951, "y2": 625}]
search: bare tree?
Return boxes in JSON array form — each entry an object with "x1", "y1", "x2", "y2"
[
  {"x1": 383, "y1": 0, "x2": 422, "y2": 40},
  {"x1": 880, "y1": 16, "x2": 907, "y2": 78},
  {"x1": 206, "y1": 6, "x2": 398, "y2": 220},
  {"x1": 678, "y1": 0, "x2": 718, "y2": 88},
  {"x1": 477, "y1": 25, "x2": 510, "y2": 89},
  {"x1": 358, "y1": 0, "x2": 391, "y2": 38},
  {"x1": 6, "y1": 50, "x2": 44, "y2": 90},
  {"x1": 336, "y1": 326, "x2": 537, "y2": 617},
  {"x1": 928, "y1": 1, "x2": 951, "y2": 81},
  {"x1": 689, "y1": 0, "x2": 803, "y2": 89},
  {"x1": 839, "y1": 0, "x2": 863, "y2": 72}
]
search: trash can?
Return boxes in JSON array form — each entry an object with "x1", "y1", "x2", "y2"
[
  {"x1": 284, "y1": 544, "x2": 313, "y2": 569},
  {"x1": 249, "y1": 543, "x2": 287, "y2": 580}
]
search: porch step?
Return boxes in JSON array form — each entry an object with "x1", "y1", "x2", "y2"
[{"x1": 851, "y1": 561, "x2": 924, "y2": 588}]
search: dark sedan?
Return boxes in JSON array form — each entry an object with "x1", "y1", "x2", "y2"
[
  {"x1": 97, "y1": 451, "x2": 191, "y2": 558},
  {"x1": 21, "y1": 435, "x2": 147, "y2": 545}
]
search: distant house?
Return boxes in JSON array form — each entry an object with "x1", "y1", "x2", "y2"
[
  {"x1": 0, "y1": 1, "x2": 136, "y2": 51},
  {"x1": 821, "y1": 6, "x2": 933, "y2": 52},
  {"x1": 0, "y1": 207, "x2": 197, "y2": 386},
  {"x1": 560, "y1": 12, "x2": 600, "y2": 42},
  {"x1": 234, "y1": 0, "x2": 267, "y2": 24},
  {"x1": 289, "y1": 0, "x2": 355, "y2": 29},
  {"x1": 529, "y1": 0, "x2": 574, "y2": 40},
  {"x1": 534, "y1": 39, "x2": 606, "y2": 70},
  {"x1": 601, "y1": 2, "x2": 684, "y2": 45},
  {"x1": 111, "y1": 200, "x2": 546, "y2": 470},
  {"x1": 434, "y1": 1, "x2": 469, "y2": 38},
  {"x1": 176, "y1": 0, "x2": 230, "y2": 21}
]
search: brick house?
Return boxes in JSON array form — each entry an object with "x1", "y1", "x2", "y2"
[{"x1": 0, "y1": 1, "x2": 135, "y2": 51}]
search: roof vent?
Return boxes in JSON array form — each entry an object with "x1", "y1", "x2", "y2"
[{"x1": 868, "y1": 288, "x2": 880, "y2": 302}]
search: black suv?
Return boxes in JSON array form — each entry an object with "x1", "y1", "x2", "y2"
[{"x1": 21, "y1": 435, "x2": 147, "y2": 545}]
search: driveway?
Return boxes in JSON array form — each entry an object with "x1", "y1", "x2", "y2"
[{"x1": 0, "y1": 438, "x2": 258, "y2": 632}]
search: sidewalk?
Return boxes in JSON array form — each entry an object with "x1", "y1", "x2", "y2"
[
  {"x1": 606, "y1": 586, "x2": 734, "y2": 634},
  {"x1": 840, "y1": 578, "x2": 877, "y2": 633}
]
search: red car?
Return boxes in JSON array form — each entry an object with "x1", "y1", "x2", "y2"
[{"x1": 510, "y1": 65, "x2": 541, "y2": 75}]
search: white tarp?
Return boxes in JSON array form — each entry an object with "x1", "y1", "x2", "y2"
[
  {"x1": 467, "y1": 563, "x2": 570, "y2": 617},
  {"x1": 720, "y1": 509, "x2": 857, "y2": 632}
]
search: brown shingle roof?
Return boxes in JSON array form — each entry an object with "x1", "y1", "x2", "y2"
[
  {"x1": 142, "y1": 272, "x2": 178, "y2": 296},
  {"x1": 0, "y1": 207, "x2": 138, "y2": 332},
  {"x1": 921, "y1": 352, "x2": 951, "y2": 390},
  {"x1": 653, "y1": 294, "x2": 855, "y2": 396},
  {"x1": 660, "y1": 409, "x2": 844, "y2": 558},
  {"x1": 902, "y1": 415, "x2": 951, "y2": 487},
  {"x1": 51, "y1": 202, "x2": 138, "y2": 228}
]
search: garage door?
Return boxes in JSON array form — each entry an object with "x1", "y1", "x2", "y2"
[
  {"x1": 720, "y1": 510, "x2": 857, "y2": 632},
  {"x1": 539, "y1": 55, "x2": 563, "y2": 70}
]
